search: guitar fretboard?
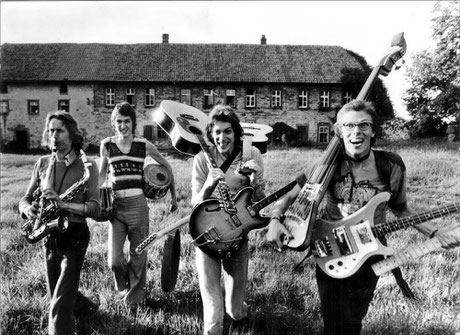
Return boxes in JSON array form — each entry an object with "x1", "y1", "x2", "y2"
[
  {"x1": 249, "y1": 180, "x2": 297, "y2": 213},
  {"x1": 196, "y1": 135, "x2": 236, "y2": 213},
  {"x1": 372, "y1": 203, "x2": 460, "y2": 237},
  {"x1": 372, "y1": 237, "x2": 442, "y2": 276}
]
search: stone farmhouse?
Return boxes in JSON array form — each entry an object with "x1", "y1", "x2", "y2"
[{"x1": 0, "y1": 34, "x2": 365, "y2": 152}]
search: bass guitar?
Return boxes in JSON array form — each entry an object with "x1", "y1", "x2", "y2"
[
  {"x1": 311, "y1": 192, "x2": 459, "y2": 279},
  {"x1": 282, "y1": 32, "x2": 407, "y2": 251},
  {"x1": 371, "y1": 224, "x2": 459, "y2": 276}
]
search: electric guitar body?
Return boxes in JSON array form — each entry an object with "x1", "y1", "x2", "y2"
[
  {"x1": 311, "y1": 192, "x2": 460, "y2": 279},
  {"x1": 189, "y1": 187, "x2": 269, "y2": 258}
]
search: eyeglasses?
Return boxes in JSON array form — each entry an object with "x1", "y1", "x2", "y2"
[{"x1": 341, "y1": 122, "x2": 373, "y2": 131}]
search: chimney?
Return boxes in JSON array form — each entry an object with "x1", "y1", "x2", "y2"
[
  {"x1": 162, "y1": 34, "x2": 169, "y2": 44},
  {"x1": 261, "y1": 35, "x2": 267, "y2": 45}
]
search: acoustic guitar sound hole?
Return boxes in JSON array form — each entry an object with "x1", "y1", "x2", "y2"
[{"x1": 157, "y1": 173, "x2": 166, "y2": 181}]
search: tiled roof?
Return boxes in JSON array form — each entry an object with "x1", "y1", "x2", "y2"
[{"x1": 0, "y1": 43, "x2": 364, "y2": 84}]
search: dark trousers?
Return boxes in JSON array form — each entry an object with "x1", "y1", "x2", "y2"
[
  {"x1": 316, "y1": 263, "x2": 379, "y2": 335},
  {"x1": 44, "y1": 224, "x2": 90, "y2": 335}
]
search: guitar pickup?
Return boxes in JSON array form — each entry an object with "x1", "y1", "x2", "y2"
[
  {"x1": 332, "y1": 226, "x2": 354, "y2": 256},
  {"x1": 313, "y1": 237, "x2": 332, "y2": 258}
]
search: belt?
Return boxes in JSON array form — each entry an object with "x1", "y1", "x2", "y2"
[{"x1": 114, "y1": 188, "x2": 143, "y2": 198}]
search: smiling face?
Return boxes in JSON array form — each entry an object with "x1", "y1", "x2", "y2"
[
  {"x1": 338, "y1": 110, "x2": 376, "y2": 160},
  {"x1": 211, "y1": 121, "x2": 235, "y2": 156},
  {"x1": 114, "y1": 112, "x2": 134, "y2": 139}
]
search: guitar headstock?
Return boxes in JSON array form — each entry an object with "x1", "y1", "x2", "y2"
[
  {"x1": 378, "y1": 32, "x2": 407, "y2": 77},
  {"x1": 241, "y1": 122, "x2": 273, "y2": 142}
]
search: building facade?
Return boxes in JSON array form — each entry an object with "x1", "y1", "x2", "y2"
[{"x1": 0, "y1": 35, "x2": 364, "y2": 151}]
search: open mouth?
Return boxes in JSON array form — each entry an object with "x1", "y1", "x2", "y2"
[{"x1": 349, "y1": 139, "x2": 364, "y2": 145}]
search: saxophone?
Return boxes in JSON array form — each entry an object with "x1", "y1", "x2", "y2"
[{"x1": 21, "y1": 149, "x2": 92, "y2": 244}]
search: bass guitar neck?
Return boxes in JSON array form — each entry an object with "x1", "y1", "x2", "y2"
[{"x1": 371, "y1": 224, "x2": 459, "y2": 276}]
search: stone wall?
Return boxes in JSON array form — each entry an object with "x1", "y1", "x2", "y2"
[{"x1": 2, "y1": 82, "x2": 343, "y2": 150}]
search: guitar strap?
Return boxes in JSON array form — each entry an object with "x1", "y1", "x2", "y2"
[
  {"x1": 219, "y1": 144, "x2": 241, "y2": 173},
  {"x1": 374, "y1": 149, "x2": 416, "y2": 300}
]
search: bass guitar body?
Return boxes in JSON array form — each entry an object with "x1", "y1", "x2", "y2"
[
  {"x1": 189, "y1": 187, "x2": 269, "y2": 258},
  {"x1": 311, "y1": 192, "x2": 393, "y2": 279}
]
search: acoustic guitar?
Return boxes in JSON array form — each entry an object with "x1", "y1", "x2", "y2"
[{"x1": 310, "y1": 192, "x2": 459, "y2": 279}]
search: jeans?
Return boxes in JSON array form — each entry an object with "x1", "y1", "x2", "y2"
[
  {"x1": 109, "y1": 194, "x2": 149, "y2": 305},
  {"x1": 45, "y1": 223, "x2": 90, "y2": 335},
  {"x1": 316, "y1": 263, "x2": 379, "y2": 335},
  {"x1": 195, "y1": 241, "x2": 249, "y2": 335}
]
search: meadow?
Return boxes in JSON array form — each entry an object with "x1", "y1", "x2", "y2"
[{"x1": 1, "y1": 139, "x2": 459, "y2": 335}]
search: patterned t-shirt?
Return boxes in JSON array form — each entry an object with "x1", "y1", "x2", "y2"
[{"x1": 297, "y1": 149, "x2": 407, "y2": 224}]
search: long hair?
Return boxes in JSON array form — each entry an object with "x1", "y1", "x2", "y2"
[
  {"x1": 206, "y1": 105, "x2": 244, "y2": 146},
  {"x1": 334, "y1": 99, "x2": 378, "y2": 146},
  {"x1": 111, "y1": 101, "x2": 137, "y2": 134},
  {"x1": 41, "y1": 110, "x2": 84, "y2": 151}
]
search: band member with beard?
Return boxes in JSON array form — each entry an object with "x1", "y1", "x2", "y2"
[
  {"x1": 266, "y1": 100, "x2": 460, "y2": 335},
  {"x1": 19, "y1": 111, "x2": 101, "y2": 335},
  {"x1": 99, "y1": 102, "x2": 178, "y2": 308},
  {"x1": 191, "y1": 105, "x2": 266, "y2": 335}
]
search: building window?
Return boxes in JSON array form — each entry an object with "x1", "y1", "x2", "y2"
[
  {"x1": 226, "y1": 89, "x2": 236, "y2": 107},
  {"x1": 298, "y1": 90, "x2": 309, "y2": 109},
  {"x1": 28, "y1": 100, "x2": 39, "y2": 115},
  {"x1": 245, "y1": 89, "x2": 256, "y2": 108},
  {"x1": 106, "y1": 88, "x2": 115, "y2": 106},
  {"x1": 271, "y1": 90, "x2": 282, "y2": 108},
  {"x1": 320, "y1": 91, "x2": 330, "y2": 108},
  {"x1": 181, "y1": 89, "x2": 191, "y2": 105},
  {"x1": 318, "y1": 124, "x2": 330, "y2": 143},
  {"x1": 126, "y1": 88, "x2": 135, "y2": 105},
  {"x1": 343, "y1": 91, "x2": 353, "y2": 104},
  {"x1": 0, "y1": 101, "x2": 9, "y2": 114},
  {"x1": 0, "y1": 83, "x2": 7, "y2": 94},
  {"x1": 58, "y1": 100, "x2": 70, "y2": 112},
  {"x1": 145, "y1": 88, "x2": 155, "y2": 106},
  {"x1": 60, "y1": 81, "x2": 68, "y2": 94},
  {"x1": 204, "y1": 89, "x2": 215, "y2": 109}
]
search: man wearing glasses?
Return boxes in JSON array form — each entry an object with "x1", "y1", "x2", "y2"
[{"x1": 266, "y1": 99, "x2": 459, "y2": 334}]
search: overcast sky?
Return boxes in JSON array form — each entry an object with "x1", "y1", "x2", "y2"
[{"x1": 1, "y1": 1, "x2": 439, "y2": 119}]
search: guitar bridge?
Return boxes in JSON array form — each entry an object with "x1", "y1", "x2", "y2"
[{"x1": 191, "y1": 226, "x2": 222, "y2": 247}]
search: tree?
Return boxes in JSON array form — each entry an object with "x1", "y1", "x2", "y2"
[
  {"x1": 342, "y1": 50, "x2": 395, "y2": 123},
  {"x1": 403, "y1": 0, "x2": 460, "y2": 137}
]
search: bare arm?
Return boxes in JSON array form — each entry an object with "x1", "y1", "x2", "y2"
[
  {"x1": 266, "y1": 183, "x2": 301, "y2": 249},
  {"x1": 98, "y1": 138, "x2": 109, "y2": 187}
]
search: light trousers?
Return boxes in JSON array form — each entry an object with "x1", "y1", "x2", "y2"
[
  {"x1": 109, "y1": 194, "x2": 149, "y2": 305},
  {"x1": 195, "y1": 241, "x2": 249, "y2": 335}
]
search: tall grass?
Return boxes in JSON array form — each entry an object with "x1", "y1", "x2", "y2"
[{"x1": 1, "y1": 141, "x2": 459, "y2": 334}]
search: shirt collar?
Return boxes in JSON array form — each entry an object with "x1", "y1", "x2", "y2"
[{"x1": 60, "y1": 149, "x2": 77, "y2": 167}]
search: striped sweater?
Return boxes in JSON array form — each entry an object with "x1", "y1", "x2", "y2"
[{"x1": 106, "y1": 137, "x2": 146, "y2": 191}]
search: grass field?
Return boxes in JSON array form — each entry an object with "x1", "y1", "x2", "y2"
[{"x1": 1, "y1": 139, "x2": 459, "y2": 334}]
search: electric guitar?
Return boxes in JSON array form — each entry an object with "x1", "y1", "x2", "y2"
[
  {"x1": 311, "y1": 191, "x2": 459, "y2": 279},
  {"x1": 371, "y1": 224, "x2": 460, "y2": 276},
  {"x1": 282, "y1": 32, "x2": 407, "y2": 251},
  {"x1": 189, "y1": 124, "x2": 295, "y2": 259}
]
